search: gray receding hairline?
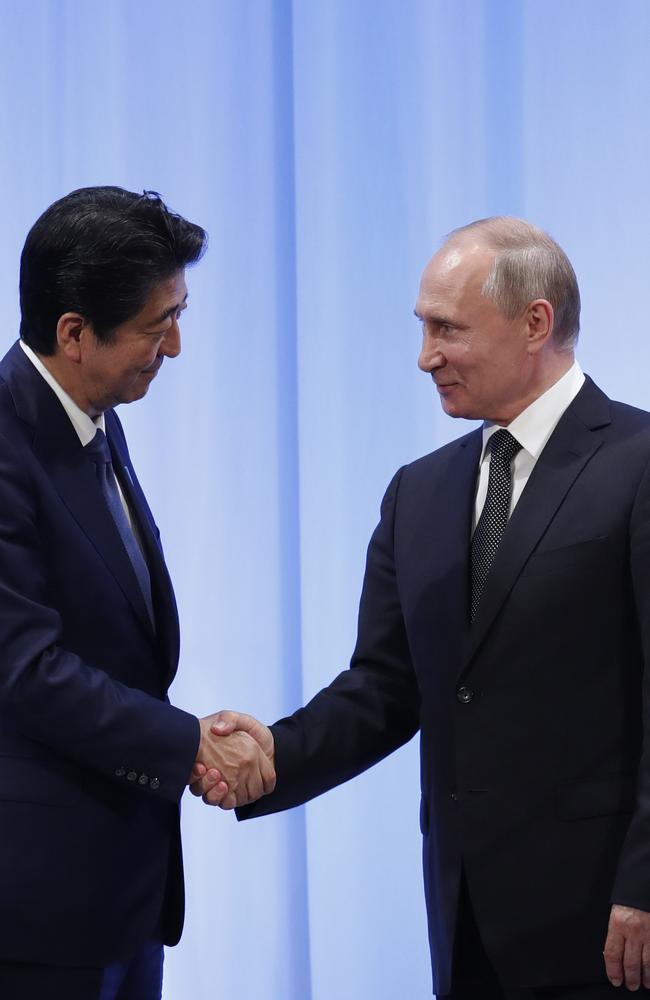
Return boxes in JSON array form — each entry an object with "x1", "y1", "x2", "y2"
[{"x1": 444, "y1": 216, "x2": 581, "y2": 350}]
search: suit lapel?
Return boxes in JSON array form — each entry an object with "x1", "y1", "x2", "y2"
[
  {"x1": 461, "y1": 377, "x2": 611, "y2": 671},
  {"x1": 424, "y1": 429, "x2": 482, "y2": 636},
  {"x1": 1, "y1": 343, "x2": 155, "y2": 639}
]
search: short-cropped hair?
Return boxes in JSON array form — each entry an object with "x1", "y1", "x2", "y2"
[
  {"x1": 20, "y1": 186, "x2": 207, "y2": 355},
  {"x1": 448, "y1": 217, "x2": 580, "y2": 349}
]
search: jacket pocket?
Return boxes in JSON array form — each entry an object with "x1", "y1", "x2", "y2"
[
  {"x1": 0, "y1": 754, "x2": 83, "y2": 806},
  {"x1": 522, "y1": 537, "x2": 609, "y2": 578},
  {"x1": 556, "y1": 774, "x2": 636, "y2": 820}
]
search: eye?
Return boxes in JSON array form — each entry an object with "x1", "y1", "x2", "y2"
[{"x1": 418, "y1": 318, "x2": 455, "y2": 338}]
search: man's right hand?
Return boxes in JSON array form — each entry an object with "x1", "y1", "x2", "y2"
[{"x1": 189, "y1": 713, "x2": 275, "y2": 809}]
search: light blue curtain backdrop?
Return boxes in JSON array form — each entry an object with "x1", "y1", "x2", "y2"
[{"x1": 2, "y1": 1, "x2": 650, "y2": 996}]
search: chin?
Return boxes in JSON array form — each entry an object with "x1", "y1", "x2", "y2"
[
  {"x1": 440, "y1": 401, "x2": 469, "y2": 419},
  {"x1": 117, "y1": 385, "x2": 150, "y2": 405}
]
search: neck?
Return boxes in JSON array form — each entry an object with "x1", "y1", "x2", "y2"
[
  {"x1": 496, "y1": 352, "x2": 575, "y2": 426},
  {"x1": 36, "y1": 351, "x2": 98, "y2": 417}
]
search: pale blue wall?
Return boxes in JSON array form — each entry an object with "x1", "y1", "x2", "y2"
[{"x1": 2, "y1": 3, "x2": 649, "y2": 996}]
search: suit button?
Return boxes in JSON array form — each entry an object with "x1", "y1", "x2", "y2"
[
  {"x1": 127, "y1": 770, "x2": 137, "y2": 782},
  {"x1": 450, "y1": 792, "x2": 458, "y2": 801},
  {"x1": 138, "y1": 774, "x2": 149, "y2": 786},
  {"x1": 150, "y1": 778, "x2": 160, "y2": 790},
  {"x1": 114, "y1": 767, "x2": 126, "y2": 778},
  {"x1": 457, "y1": 686, "x2": 474, "y2": 704}
]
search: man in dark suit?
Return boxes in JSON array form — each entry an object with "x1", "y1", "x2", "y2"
[
  {"x1": 194, "y1": 217, "x2": 650, "y2": 997},
  {"x1": 0, "y1": 186, "x2": 275, "y2": 999}
]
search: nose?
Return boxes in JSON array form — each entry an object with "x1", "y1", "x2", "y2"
[
  {"x1": 160, "y1": 318, "x2": 181, "y2": 359},
  {"x1": 418, "y1": 337, "x2": 445, "y2": 374}
]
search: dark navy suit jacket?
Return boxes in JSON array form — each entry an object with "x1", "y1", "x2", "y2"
[
  {"x1": 240, "y1": 377, "x2": 650, "y2": 993},
  {"x1": 0, "y1": 341, "x2": 199, "y2": 967}
]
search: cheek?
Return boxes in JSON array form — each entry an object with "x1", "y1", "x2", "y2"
[
  {"x1": 143, "y1": 340, "x2": 164, "y2": 362},
  {"x1": 130, "y1": 346, "x2": 157, "y2": 371},
  {"x1": 447, "y1": 347, "x2": 474, "y2": 379}
]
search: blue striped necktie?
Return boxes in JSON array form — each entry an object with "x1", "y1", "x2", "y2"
[{"x1": 85, "y1": 428, "x2": 154, "y2": 626}]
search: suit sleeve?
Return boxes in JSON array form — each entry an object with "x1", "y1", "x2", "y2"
[
  {"x1": 612, "y1": 453, "x2": 650, "y2": 907},
  {"x1": 0, "y1": 431, "x2": 199, "y2": 805},
  {"x1": 238, "y1": 467, "x2": 421, "y2": 820}
]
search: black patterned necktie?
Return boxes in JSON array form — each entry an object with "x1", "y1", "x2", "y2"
[
  {"x1": 85, "y1": 428, "x2": 155, "y2": 625},
  {"x1": 470, "y1": 429, "x2": 522, "y2": 622}
]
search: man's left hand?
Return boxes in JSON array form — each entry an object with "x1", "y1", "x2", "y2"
[{"x1": 604, "y1": 904, "x2": 650, "y2": 990}]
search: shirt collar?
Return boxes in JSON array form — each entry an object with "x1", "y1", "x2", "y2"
[
  {"x1": 481, "y1": 360, "x2": 585, "y2": 461},
  {"x1": 19, "y1": 340, "x2": 104, "y2": 446}
]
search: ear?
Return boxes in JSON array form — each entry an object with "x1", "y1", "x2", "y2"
[
  {"x1": 55, "y1": 313, "x2": 90, "y2": 363},
  {"x1": 525, "y1": 299, "x2": 554, "y2": 354}
]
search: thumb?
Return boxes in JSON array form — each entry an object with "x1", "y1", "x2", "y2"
[
  {"x1": 209, "y1": 710, "x2": 241, "y2": 736},
  {"x1": 211, "y1": 712, "x2": 274, "y2": 761}
]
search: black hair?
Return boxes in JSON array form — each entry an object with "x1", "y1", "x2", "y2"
[{"x1": 19, "y1": 186, "x2": 207, "y2": 354}]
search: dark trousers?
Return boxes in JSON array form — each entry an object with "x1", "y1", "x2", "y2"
[
  {"x1": 0, "y1": 941, "x2": 163, "y2": 1000},
  {"x1": 0, "y1": 963, "x2": 103, "y2": 1000},
  {"x1": 99, "y1": 940, "x2": 164, "y2": 1000},
  {"x1": 441, "y1": 875, "x2": 650, "y2": 1000}
]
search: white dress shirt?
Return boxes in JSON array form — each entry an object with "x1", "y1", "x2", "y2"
[
  {"x1": 20, "y1": 339, "x2": 104, "y2": 443},
  {"x1": 473, "y1": 361, "x2": 586, "y2": 531},
  {"x1": 19, "y1": 339, "x2": 135, "y2": 526}
]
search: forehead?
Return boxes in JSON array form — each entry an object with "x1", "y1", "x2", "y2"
[
  {"x1": 415, "y1": 242, "x2": 494, "y2": 317},
  {"x1": 136, "y1": 271, "x2": 188, "y2": 322}
]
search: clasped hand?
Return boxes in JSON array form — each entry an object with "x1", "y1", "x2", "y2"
[
  {"x1": 604, "y1": 903, "x2": 650, "y2": 990},
  {"x1": 189, "y1": 711, "x2": 275, "y2": 809}
]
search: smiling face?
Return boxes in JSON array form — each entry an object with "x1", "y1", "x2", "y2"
[
  {"x1": 54, "y1": 271, "x2": 188, "y2": 416},
  {"x1": 415, "y1": 241, "x2": 544, "y2": 425}
]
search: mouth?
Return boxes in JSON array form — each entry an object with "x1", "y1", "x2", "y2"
[{"x1": 141, "y1": 361, "x2": 162, "y2": 377}]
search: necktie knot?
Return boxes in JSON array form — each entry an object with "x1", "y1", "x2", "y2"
[
  {"x1": 84, "y1": 428, "x2": 111, "y2": 465},
  {"x1": 489, "y1": 428, "x2": 522, "y2": 467}
]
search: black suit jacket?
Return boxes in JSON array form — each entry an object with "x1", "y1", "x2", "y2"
[
  {"x1": 0, "y1": 342, "x2": 199, "y2": 967},
  {"x1": 240, "y1": 376, "x2": 650, "y2": 993}
]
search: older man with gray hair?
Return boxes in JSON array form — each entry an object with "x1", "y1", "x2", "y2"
[{"x1": 195, "y1": 217, "x2": 650, "y2": 998}]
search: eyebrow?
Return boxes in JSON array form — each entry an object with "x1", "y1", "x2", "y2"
[
  {"x1": 151, "y1": 293, "x2": 188, "y2": 325},
  {"x1": 413, "y1": 307, "x2": 460, "y2": 327}
]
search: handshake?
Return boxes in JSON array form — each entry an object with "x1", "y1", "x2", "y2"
[{"x1": 188, "y1": 711, "x2": 275, "y2": 809}]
